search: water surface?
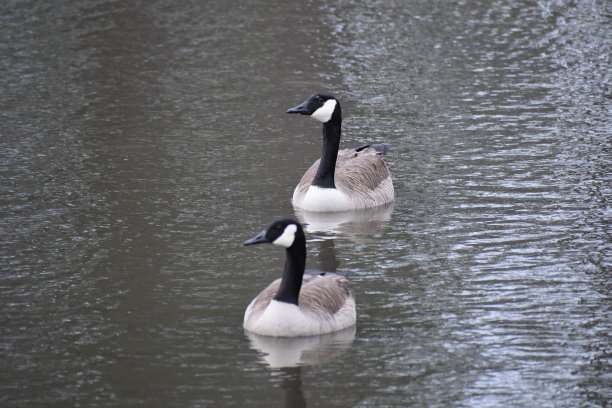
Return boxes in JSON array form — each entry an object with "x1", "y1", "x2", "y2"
[{"x1": 1, "y1": 0, "x2": 610, "y2": 407}]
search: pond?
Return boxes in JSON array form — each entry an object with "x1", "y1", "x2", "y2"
[{"x1": 1, "y1": 0, "x2": 610, "y2": 407}]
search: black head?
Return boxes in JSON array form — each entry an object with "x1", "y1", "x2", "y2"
[
  {"x1": 243, "y1": 218, "x2": 303, "y2": 249},
  {"x1": 286, "y1": 93, "x2": 341, "y2": 123}
]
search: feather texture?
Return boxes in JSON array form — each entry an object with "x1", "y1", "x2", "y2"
[
  {"x1": 244, "y1": 273, "x2": 356, "y2": 337},
  {"x1": 293, "y1": 145, "x2": 394, "y2": 211}
]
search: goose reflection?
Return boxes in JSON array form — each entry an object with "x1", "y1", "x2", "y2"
[
  {"x1": 274, "y1": 367, "x2": 306, "y2": 408},
  {"x1": 295, "y1": 202, "x2": 393, "y2": 239},
  {"x1": 311, "y1": 237, "x2": 340, "y2": 273},
  {"x1": 245, "y1": 325, "x2": 356, "y2": 368}
]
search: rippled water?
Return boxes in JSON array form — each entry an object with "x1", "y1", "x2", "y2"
[{"x1": 1, "y1": 0, "x2": 610, "y2": 407}]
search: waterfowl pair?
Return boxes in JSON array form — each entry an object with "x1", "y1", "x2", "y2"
[
  {"x1": 242, "y1": 94, "x2": 393, "y2": 337},
  {"x1": 287, "y1": 93, "x2": 394, "y2": 212}
]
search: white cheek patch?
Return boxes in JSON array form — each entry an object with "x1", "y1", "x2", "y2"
[
  {"x1": 272, "y1": 224, "x2": 297, "y2": 248},
  {"x1": 311, "y1": 99, "x2": 337, "y2": 123}
]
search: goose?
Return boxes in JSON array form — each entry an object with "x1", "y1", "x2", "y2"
[
  {"x1": 287, "y1": 93, "x2": 394, "y2": 212},
  {"x1": 243, "y1": 218, "x2": 356, "y2": 337}
]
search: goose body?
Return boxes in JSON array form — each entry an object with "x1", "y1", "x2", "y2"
[
  {"x1": 287, "y1": 94, "x2": 394, "y2": 212},
  {"x1": 243, "y1": 219, "x2": 356, "y2": 337}
]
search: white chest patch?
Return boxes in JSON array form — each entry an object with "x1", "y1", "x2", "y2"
[
  {"x1": 294, "y1": 186, "x2": 355, "y2": 212},
  {"x1": 272, "y1": 224, "x2": 297, "y2": 248},
  {"x1": 311, "y1": 99, "x2": 337, "y2": 123},
  {"x1": 244, "y1": 298, "x2": 356, "y2": 337},
  {"x1": 246, "y1": 300, "x2": 316, "y2": 337}
]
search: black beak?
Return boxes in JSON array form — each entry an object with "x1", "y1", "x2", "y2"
[
  {"x1": 243, "y1": 229, "x2": 269, "y2": 246},
  {"x1": 286, "y1": 100, "x2": 310, "y2": 115}
]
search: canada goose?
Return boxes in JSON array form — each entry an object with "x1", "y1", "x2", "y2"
[
  {"x1": 287, "y1": 93, "x2": 394, "y2": 212},
  {"x1": 243, "y1": 218, "x2": 356, "y2": 337}
]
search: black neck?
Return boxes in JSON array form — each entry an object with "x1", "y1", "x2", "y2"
[
  {"x1": 273, "y1": 234, "x2": 307, "y2": 305},
  {"x1": 312, "y1": 113, "x2": 342, "y2": 189}
]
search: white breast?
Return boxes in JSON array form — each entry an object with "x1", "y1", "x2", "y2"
[
  {"x1": 244, "y1": 300, "x2": 320, "y2": 337},
  {"x1": 292, "y1": 186, "x2": 355, "y2": 212},
  {"x1": 244, "y1": 298, "x2": 356, "y2": 337}
]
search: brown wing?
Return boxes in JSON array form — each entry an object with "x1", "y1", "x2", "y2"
[
  {"x1": 334, "y1": 148, "x2": 391, "y2": 194},
  {"x1": 298, "y1": 274, "x2": 355, "y2": 316}
]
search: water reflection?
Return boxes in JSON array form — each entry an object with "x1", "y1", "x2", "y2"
[
  {"x1": 273, "y1": 367, "x2": 307, "y2": 408},
  {"x1": 310, "y1": 238, "x2": 341, "y2": 274},
  {"x1": 245, "y1": 326, "x2": 356, "y2": 368},
  {"x1": 295, "y1": 203, "x2": 394, "y2": 239}
]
